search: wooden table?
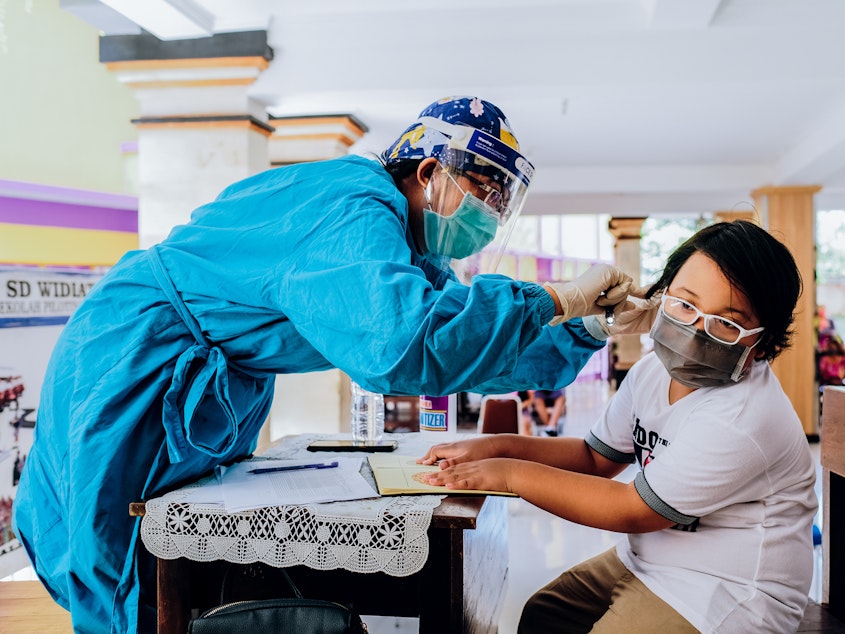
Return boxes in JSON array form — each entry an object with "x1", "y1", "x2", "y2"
[{"x1": 145, "y1": 494, "x2": 508, "y2": 634}]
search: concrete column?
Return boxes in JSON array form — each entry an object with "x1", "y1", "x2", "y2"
[
  {"x1": 268, "y1": 114, "x2": 368, "y2": 166},
  {"x1": 101, "y1": 31, "x2": 274, "y2": 247},
  {"x1": 608, "y1": 217, "x2": 647, "y2": 385},
  {"x1": 751, "y1": 185, "x2": 821, "y2": 436}
]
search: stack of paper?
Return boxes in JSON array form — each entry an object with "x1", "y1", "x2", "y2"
[{"x1": 181, "y1": 457, "x2": 379, "y2": 512}]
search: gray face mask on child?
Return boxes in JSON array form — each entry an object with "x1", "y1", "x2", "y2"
[{"x1": 650, "y1": 311, "x2": 758, "y2": 388}]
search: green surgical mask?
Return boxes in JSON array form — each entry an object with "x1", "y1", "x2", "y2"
[{"x1": 423, "y1": 192, "x2": 498, "y2": 259}]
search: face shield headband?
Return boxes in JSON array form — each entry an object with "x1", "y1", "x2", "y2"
[{"x1": 416, "y1": 116, "x2": 535, "y2": 226}]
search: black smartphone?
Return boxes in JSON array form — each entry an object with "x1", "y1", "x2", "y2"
[{"x1": 306, "y1": 439, "x2": 399, "y2": 452}]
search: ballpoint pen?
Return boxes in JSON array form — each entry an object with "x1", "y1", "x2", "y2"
[{"x1": 247, "y1": 461, "x2": 339, "y2": 475}]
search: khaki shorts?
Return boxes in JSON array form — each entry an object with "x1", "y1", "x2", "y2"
[{"x1": 518, "y1": 547, "x2": 699, "y2": 633}]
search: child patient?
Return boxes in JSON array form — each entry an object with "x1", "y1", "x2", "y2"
[{"x1": 420, "y1": 221, "x2": 817, "y2": 633}]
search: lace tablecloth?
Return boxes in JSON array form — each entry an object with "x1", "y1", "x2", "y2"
[{"x1": 140, "y1": 433, "x2": 449, "y2": 577}]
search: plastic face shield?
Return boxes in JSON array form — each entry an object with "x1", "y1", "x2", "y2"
[{"x1": 417, "y1": 116, "x2": 535, "y2": 273}]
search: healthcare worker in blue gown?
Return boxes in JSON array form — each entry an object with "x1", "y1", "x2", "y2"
[{"x1": 13, "y1": 96, "x2": 647, "y2": 632}]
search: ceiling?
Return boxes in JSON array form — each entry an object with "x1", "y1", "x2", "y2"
[{"x1": 66, "y1": 0, "x2": 845, "y2": 217}]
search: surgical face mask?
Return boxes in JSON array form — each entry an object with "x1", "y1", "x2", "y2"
[
  {"x1": 650, "y1": 310, "x2": 759, "y2": 388},
  {"x1": 423, "y1": 188, "x2": 499, "y2": 259}
]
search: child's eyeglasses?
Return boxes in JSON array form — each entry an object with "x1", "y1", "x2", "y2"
[{"x1": 661, "y1": 294, "x2": 764, "y2": 345}]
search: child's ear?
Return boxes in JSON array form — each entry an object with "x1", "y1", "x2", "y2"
[{"x1": 754, "y1": 335, "x2": 770, "y2": 360}]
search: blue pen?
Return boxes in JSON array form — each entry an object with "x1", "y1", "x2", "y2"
[{"x1": 247, "y1": 461, "x2": 339, "y2": 475}]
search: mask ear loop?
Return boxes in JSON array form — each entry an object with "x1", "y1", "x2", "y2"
[
  {"x1": 730, "y1": 337, "x2": 762, "y2": 382},
  {"x1": 421, "y1": 162, "x2": 445, "y2": 213},
  {"x1": 422, "y1": 181, "x2": 434, "y2": 211},
  {"x1": 649, "y1": 305, "x2": 665, "y2": 339},
  {"x1": 422, "y1": 165, "x2": 461, "y2": 216}
]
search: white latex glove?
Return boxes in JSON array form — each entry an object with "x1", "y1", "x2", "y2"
[
  {"x1": 544, "y1": 264, "x2": 634, "y2": 326},
  {"x1": 583, "y1": 293, "x2": 662, "y2": 340}
]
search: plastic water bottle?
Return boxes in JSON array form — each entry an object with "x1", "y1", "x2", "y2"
[
  {"x1": 419, "y1": 394, "x2": 458, "y2": 439},
  {"x1": 350, "y1": 381, "x2": 385, "y2": 445}
]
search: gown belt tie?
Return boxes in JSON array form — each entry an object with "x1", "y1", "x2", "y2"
[{"x1": 147, "y1": 246, "x2": 240, "y2": 464}]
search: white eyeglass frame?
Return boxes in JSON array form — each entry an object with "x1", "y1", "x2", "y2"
[{"x1": 660, "y1": 294, "x2": 765, "y2": 345}]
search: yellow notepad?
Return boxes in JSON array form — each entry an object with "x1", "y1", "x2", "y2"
[{"x1": 367, "y1": 454, "x2": 518, "y2": 497}]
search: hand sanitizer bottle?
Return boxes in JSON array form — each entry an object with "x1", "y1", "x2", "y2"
[{"x1": 418, "y1": 394, "x2": 458, "y2": 439}]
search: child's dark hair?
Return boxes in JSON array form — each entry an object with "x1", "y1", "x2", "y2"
[{"x1": 646, "y1": 220, "x2": 802, "y2": 361}]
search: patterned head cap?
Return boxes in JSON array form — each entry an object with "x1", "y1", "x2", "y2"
[{"x1": 382, "y1": 96, "x2": 520, "y2": 165}]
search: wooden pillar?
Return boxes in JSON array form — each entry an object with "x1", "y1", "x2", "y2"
[
  {"x1": 608, "y1": 217, "x2": 647, "y2": 384},
  {"x1": 751, "y1": 185, "x2": 821, "y2": 436},
  {"x1": 713, "y1": 210, "x2": 760, "y2": 224}
]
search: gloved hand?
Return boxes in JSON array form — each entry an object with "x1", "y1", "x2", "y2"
[
  {"x1": 544, "y1": 264, "x2": 634, "y2": 326},
  {"x1": 583, "y1": 293, "x2": 662, "y2": 340}
]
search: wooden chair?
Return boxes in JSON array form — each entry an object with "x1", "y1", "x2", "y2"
[
  {"x1": 477, "y1": 394, "x2": 522, "y2": 434},
  {"x1": 383, "y1": 395, "x2": 420, "y2": 432}
]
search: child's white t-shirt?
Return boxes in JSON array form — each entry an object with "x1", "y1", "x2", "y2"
[{"x1": 588, "y1": 353, "x2": 817, "y2": 633}]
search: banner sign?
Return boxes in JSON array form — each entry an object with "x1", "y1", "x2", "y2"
[
  {"x1": 1, "y1": 269, "x2": 101, "y2": 328},
  {"x1": 0, "y1": 267, "x2": 104, "y2": 576}
]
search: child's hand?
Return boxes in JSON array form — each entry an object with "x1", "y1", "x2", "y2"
[
  {"x1": 423, "y1": 457, "x2": 516, "y2": 494},
  {"x1": 417, "y1": 436, "x2": 498, "y2": 468}
]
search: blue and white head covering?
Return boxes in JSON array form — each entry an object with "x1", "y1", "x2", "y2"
[
  {"x1": 383, "y1": 97, "x2": 537, "y2": 272},
  {"x1": 382, "y1": 97, "x2": 535, "y2": 228},
  {"x1": 382, "y1": 96, "x2": 521, "y2": 164}
]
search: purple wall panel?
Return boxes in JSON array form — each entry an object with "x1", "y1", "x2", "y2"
[{"x1": 0, "y1": 195, "x2": 137, "y2": 232}]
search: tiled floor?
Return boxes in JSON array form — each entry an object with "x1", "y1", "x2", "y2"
[
  {"x1": 497, "y1": 379, "x2": 634, "y2": 633},
  {"x1": 365, "y1": 378, "x2": 825, "y2": 633}
]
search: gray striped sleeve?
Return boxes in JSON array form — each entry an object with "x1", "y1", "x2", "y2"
[
  {"x1": 586, "y1": 432, "x2": 636, "y2": 464},
  {"x1": 634, "y1": 471, "x2": 699, "y2": 526}
]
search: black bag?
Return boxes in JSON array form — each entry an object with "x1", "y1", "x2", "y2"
[{"x1": 188, "y1": 566, "x2": 368, "y2": 633}]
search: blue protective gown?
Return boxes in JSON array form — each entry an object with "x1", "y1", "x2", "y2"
[{"x1": 13, "y1": 155, "x2": 603, "y2": 633}]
